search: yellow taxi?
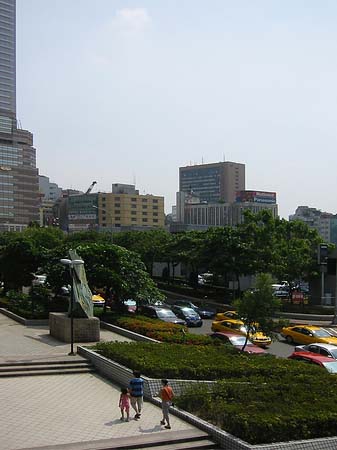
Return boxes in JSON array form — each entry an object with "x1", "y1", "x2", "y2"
[
  {"x1": 281, "y1": 325, "x2": 337, "y2": 345},
  {"x1": 215, "y1": 310, "x2": 240, "y2": 321},
  {"x1": 211, "y1": 318, "x2": 272, "y2": 347},
  {"x1": 92, "y1": 294, "x2": 105, "y2": 307}
]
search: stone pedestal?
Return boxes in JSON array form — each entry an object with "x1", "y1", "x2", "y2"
[{"x1": 49, "y1": 313, "x2": 100, "y2": 343}]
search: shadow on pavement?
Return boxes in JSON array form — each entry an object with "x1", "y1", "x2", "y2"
[{"x1": 23, "y1": 333, "x2": 65, "y2": 347}]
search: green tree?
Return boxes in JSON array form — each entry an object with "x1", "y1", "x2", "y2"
[
  {"x1": 234, "y1": 273, "x2": 281, "y2": 351},
  {"x1": 44, "y1": 243, "x2": 164, "y2": 312},
  {"x1": 0, "y1": 236, "x2": 39, "y2": 292}
]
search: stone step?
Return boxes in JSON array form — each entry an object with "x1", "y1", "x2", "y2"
[
  {"x1": 24, "y1": 430, "x2": 219, "y2": 450},
  {"x1": 0, "y1": 362, "x2": 92, "y2": 372},
  {"x1": 0, "y1": 367, "x2": 95, "y2": 377},
  {"x1": 0, "y1": 358, "x2": 88, "y2": 367},
  {"x1": 131, "y1": 438, "x2": 218, "y2": 450}
]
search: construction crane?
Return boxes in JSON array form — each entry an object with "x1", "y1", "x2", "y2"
[{"x1": 85, "y1": 181, "x2": 97, "y2": 195}]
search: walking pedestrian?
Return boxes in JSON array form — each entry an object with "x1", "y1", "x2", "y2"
[
  {"x1": 128, "y1": 370, "x2": 144, "y2": 419},
  {"x1": 118, "y1": 387, "x2": 130, "y2": 422},
  {"x1": 159, "y1": 379, "x2": 174, "y2": 429}
]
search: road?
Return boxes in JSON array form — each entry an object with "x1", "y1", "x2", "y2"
[
  {"x1": 187, "y1": 319, "x2": 294, "y2": 357},
  {"x1": 164, "y1": 293, "x2": 337, "y2": 358}
]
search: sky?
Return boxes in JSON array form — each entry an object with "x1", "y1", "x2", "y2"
[{"x1": 16, "y1": 1, "x2": 337, "y2": 218}]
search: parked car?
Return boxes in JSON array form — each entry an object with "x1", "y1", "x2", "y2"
[
  {"x1": 32, "y1": 274, "x2": 47, "y2": 286},
  {"x1": 211, "y1": 319, "x2": 272, "y2": 347},
  {"x1": 209, "y1": 332, "x2": 266, "y2": 354},
  {"x1": 92, "y1": 294, "x2": 105, "y2": 307},
  {"x1": 215, "y1": 310, "x2": 240, "y2": 321},
  {"x1": 171, "y1": 306, "x2": 203, "y2": 327},
  {"x1": 123, "y1": 299, "x2": 137, "y2": 313},
  {"x1": 173, "y1": 300, "x2": 215, "y2": 319},
  {"x1": 281, "y1": 325, "x2": 337, "y2": 345},
  {"x1": 294, "y1": 343, "x2": 337, "y2": 359},
  {"x1": 140, "y1": 305, "x2": 186, "y2": 325},
  {"x1": 288, "y1": 351, "x2": 337, "y2": 374}
]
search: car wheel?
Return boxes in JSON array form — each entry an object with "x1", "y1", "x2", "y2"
[{"x1": 286, "y1": 335, "x2": 294, "y2": 344}]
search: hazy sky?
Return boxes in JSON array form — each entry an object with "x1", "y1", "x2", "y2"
[{"x1": 16, "y1": 1, "x2": 337, "y2": 217}]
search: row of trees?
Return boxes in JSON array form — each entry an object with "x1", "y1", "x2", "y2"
[{"x1": 0, "y1": 211, "x2": 323, "y2": 304}]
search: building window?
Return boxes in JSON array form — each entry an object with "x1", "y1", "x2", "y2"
[
  {"x1": 142, "y1": 218, "x2": 148, "y2": 222},
  {"x1": 153, "y1": 206, "x2": 158, "y2": 210},
  {"x1": 131, "y1": 204, "x2": 137, "y2": 209},
  {"x1": 115, "y1": 210, "x2": 120, "y2": 214},
  {"x1": 142, "y1": 212, "x2": 147, "y2": 216},
  {"x1": 115, "y1": 224, "x2": 121, "y2": 227},
  {"x1": 102, "y1": 203, "x2": 106, "y2": 208},
  {"x1": 115, "y1": 203, "x2": 120, "y2": 207},
  {"x1": 115, "y1": 197, "x2": 120, "y2": 201},
  {"x1": 153, "y1": 219, "x2": 158, "y2": 223},
  {"x1": 102, "y1": 197, "x2": 106, "y2": 201},
  {"x1": 102, "y1": 216, "x2": 106, "y2": 221},
  {"x1": 131, "y1": 198, "x2": 137, "y2": 202},
  {"x1": 131, "y1": 218, "x2": 137, "y2": 222},
  {"x1": 115, "y1": 217, "x2": 121, "y2": 221},
  {"x1": 153, "y1": 212, "x2": 158, "y2": 217},
  {"x1": 131, "y1": 211, "x2": 136, "y2": 215},
  {"x1": 142, "y1": 205, "x2": 147, "y2": 209},
  {"x1": 142, "y1": 198, "x2": 147, "y2": 202},
  {"x1": 153, "y1": 199, "x2": 158, "y2": 203}
]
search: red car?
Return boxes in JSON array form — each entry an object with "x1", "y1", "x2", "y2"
[
  {"x1": 288, "y1": 351, "x2": 337, "y2": 374},
  {"x1": 209, "y1": 332, "x2": 266, "y2": 354}
]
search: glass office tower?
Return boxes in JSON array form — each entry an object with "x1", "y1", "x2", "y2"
[{"x1": 0, "y1": 0, "x2": 39, "y2": 230}]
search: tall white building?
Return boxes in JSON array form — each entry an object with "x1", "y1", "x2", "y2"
[{"x1": 0, "y1": 0, "x2": 39, "y2": 230}]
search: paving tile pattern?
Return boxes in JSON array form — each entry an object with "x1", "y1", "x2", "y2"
[
  {"x1": 0, "y1": 372, "x2": 195, "y2": 450},
  {"x1": 0, "y1": 313, "x2": 195, "y2": 450}
]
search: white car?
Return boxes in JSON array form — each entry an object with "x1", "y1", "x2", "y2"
[
  {"x1": 32, "y1": 275, "x2": 46, "y2": 286},
  {"x1": 294, "y1": 343, "x2": 337, "y2": 359}
]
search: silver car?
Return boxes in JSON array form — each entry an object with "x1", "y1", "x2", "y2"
[{"x1": 294, "y1": 343, "x2": 337, "y2": 359}]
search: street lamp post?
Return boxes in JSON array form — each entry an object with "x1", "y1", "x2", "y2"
[{"x1": 60, "y1": 258, "x2": 84, "y2": 355}]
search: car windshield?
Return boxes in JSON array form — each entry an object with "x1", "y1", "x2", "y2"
[
  {"x1": 124, "y1": 299, "x2": 136, "y2": 306},
  {"x1": 157, "y1": 309, "x2": 176, "y2": 318},
  {"x1": 312, "y1": 329, "x2": 331, "y2": 337},
  {"x1": 322, "y1": 361, "x2": 337, "y2": 374},
  {"x1": 229, "y1": 336, "x2": 252, "y2": 346},
  {"x1": 181, "y1": 307, "x2": 197, "y2": 315},
  {"x1": 329, "y1": 349, "x2": 337, "y2": 358}
]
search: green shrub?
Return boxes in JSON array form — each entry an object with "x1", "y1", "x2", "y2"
[
  {"x1": 113, "y1": 316, "x2": 214, "y2": 345},
  {"x1": 176, "y1": 378, "x2": 337, "y2": 444}
]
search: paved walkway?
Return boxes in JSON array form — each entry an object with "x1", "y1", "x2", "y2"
[{"x1": 0, "y1": 313, "x2": 196, "y2": 450}]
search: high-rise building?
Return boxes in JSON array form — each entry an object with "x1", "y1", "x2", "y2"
[
  {"x1": 179, "y1": 161, "x2": 245, "y2": 203},
  {"x1": 0, "y1": 0, "x2": 39, "y2": 231}
]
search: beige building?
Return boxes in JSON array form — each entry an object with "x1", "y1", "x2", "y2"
[
  {"x1": 97, "y1": 184, "x2": 164, "y2": 230},
  {"x1": 179, "y1": 161, "x2": 245, "y2": 204}
]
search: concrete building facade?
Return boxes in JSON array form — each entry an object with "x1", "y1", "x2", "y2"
[
  {"x1": 290, "y1": 206, "x2": 337, "y2": 245},
  {"x1": 175, "y1": 187, "x2": 278, "y2": 230},
  {"x1": 0, "y1": 0, "x2": 39, "y2": 231},
  {"x1": 97, "y1": 184, "x2": 164, "y2": 230},
  {"x1": 179, "y1": 161, "x2": 245, "y2": 203}
]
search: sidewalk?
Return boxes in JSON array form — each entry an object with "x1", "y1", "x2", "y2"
[{"x1": 0, "y1": 313, "x2": 196, "y2": 450}]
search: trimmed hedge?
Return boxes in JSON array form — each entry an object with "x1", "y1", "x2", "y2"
[
  {"x1": 176, "y1": 379, "x2": 337, "y2": 444},
  {"x1": 114, "y1": 316, "x2": 214, "y2": 345},
  {"x1": 93, "y1": 341, "x2": 337, "y2": 444},
  {"x1": 93, "y1": 341, "x2": 303, "y2": 380}
]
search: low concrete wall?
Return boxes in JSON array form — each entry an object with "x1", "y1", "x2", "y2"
[
  {"x1": 0, "y1": 308, "x2": 48, "y2": 326},
  {"x1": 78, "y1": 346, "x2": 337, "y2": 450},
  {"x1": 100, "y1": 321, "x2": 159, "y2": 343}
]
